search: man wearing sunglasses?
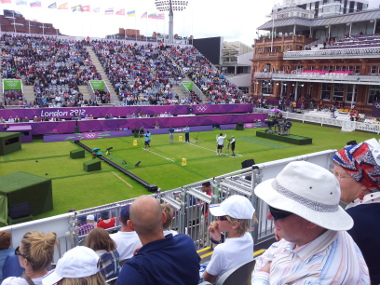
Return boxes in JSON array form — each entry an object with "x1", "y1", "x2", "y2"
[{"x1": 251, "y1": 161, "x2": 369, "y2": 285}]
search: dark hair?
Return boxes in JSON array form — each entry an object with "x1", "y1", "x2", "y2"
[{"x1": 202, "y1": 181, "x2": 211, "y2": 188}]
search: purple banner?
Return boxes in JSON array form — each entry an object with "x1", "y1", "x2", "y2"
[
  {"x1": 43, "y1": 127, "x2": 215, "y2": 142},
  {"x1": 0, "y1": 104, "x2": 253, "y2": 120},
  {"x1": 1, "y1": 114, "x2": 267, "y2": 136}
]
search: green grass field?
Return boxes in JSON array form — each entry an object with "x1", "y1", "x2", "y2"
[{"x1": 0, "y1": 122, "x2": 377, "y2": 222}]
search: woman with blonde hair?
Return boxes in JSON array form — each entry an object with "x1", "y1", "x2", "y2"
[
  {"x1": 2, "y1": 231, "x2": 57, "y2": 285},
  {"x1": 42, "y1": 246, "x2": 105, "y2": 285},
  {"x1": 85, "y1": 228, "x2": 120, "y2": 280}
]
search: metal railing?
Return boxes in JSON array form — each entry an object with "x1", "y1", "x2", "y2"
[{"x1": 255, "y1": 108, "x2": 380, "y2": 134}]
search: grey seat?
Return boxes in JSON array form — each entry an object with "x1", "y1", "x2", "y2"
[{"x1": 216, "y1": 259, "x2": 256, "y2": 285}]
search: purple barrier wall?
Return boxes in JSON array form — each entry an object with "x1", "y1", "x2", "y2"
[
  {"x1": 0, "y1": 104, "x2": 253, "y2": 120},
  {"x1": 43, "y1": 126, "x2": 216, "y2": 142},
  {"x1": 1, "y1": 114, "x2": 267, "y2": 136}
]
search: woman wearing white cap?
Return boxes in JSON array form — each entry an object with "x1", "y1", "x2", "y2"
[
  {"x1": 42, "y1": 246, "x2": 105, "y2": 285},
  {"x1": 203, "y1": 195, "x2": 255, "y2": 284}
]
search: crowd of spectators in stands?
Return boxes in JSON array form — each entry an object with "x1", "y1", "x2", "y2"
[
  {"x1": 168, "y1": 45, "x2": 246, "y2": 104},
  {"x1": 1, "y1": 35, "x2": 250, "y2": 107},
  {"x1": 1, "y1": 34, "x2": 101, "y2": 107},
  {"x1": 92, "y1": 40, "x2": 185, "y2": 105}
]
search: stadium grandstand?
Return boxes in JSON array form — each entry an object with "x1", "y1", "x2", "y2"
[{"x1": 1, "y1": 0, "x2": 380, "y2": 283}]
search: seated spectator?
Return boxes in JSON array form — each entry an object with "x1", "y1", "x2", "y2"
[
  {"x1": 332, "y1": 138, "x2": 380, "y2": 284},
  {"x1": 161, "y1": 204, "x2": 178, "y2": 236},
  {"x1": 77, "y1": 215, "x2": 94, "y2": 237},
  {"x1": 85, "y1": 228, "x2": 120, "y2": 279},
  {"x1": 110, "y1": 205, "x2": 142, "y2": 262},
  {"x1": 115, "y1": 195, "x2": 200, "y2": 285},
  {"x1": 97, "y1": 211, "x2": 116, "y2": 231},
  {"x1": 251, "y1": 161, "x2": 369, "y2": 284},
  {"x1": 86, "y1": 214, "x2": 97, "y2": 228},
  {"x1": 0, "y1": 231, "x2": 23, "y2": 283},
  {"x1": 203, "y1": 195, "x2": 255, "y2": 284},
  {"x1": 42, "y1": 246, "x2": 105, "y2": 285},
  {"x1": 2, "y1": 231, "x2": 57, "y2": 285}
]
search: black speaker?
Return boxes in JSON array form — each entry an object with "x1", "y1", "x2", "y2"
[
  {"x1": 237, "y1": 122, "x2": 244, "y2": 126},
  {"x1": 241, "y1": 159, "x2": 255, "y2": 169},
  {"x1": 135, "y1": 161, "x2": 141, "y2": 167},
  {"x1": 9, "y1": 202, "x2": 31, "y2": 219}
]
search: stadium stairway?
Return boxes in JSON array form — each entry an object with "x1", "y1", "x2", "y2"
[
  {"x1": 85, "y1": 46, "x2": 118, "y2": 104},
  {"x1": 78, "y1": 85, "x2": 91, "y2": 103},
  {"x1": 23, "y1": 85, "x2": 35, "y2": 105}
]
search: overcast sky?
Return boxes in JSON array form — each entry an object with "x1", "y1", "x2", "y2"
[{"x1": 1, "y1": 0, "x2": 379, "y2": 46}]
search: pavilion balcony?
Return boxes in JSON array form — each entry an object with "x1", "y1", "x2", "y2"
[
  {"x1": 283, "y1": 46, "x2": 380, "y2": 60},
  {"x1": 272, "y1": 72, "x2": 380, "y2": 85}
]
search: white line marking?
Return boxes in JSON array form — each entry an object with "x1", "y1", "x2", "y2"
[
  {"x1": 141, "y1": 148, "x2": 175, "y2": 162},
  {"x1": 188, "y1": 143, "x2": 243, "y2": 157}
]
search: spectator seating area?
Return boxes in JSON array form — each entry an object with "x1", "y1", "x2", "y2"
[
  {"x1": 1, "y1": 35, "x2": 249, "y2": 107},
  {"x1": 325, "y1": 34, "x2": 380, "y2": 49},
  {"x1": 1, "y1": 34, "x2": 101, "y2": 107},
  {"x1": 92, "y1": 40, "x2": 184, "y2": 105},
  {"x1": 168, "y1": 45, "x2": 246, "y2": 104}
]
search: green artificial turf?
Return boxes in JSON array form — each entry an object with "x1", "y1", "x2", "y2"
[{"x1": 0, "y1": 122, "x2": 378, "y2": 223}]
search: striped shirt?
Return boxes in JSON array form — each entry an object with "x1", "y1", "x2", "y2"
[{"x1": 252, "y1": 230, "x2": 369, "y2": 285}]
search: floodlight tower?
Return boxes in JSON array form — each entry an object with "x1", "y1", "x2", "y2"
[{"x1": 155, "y1": 0, "x2": 189, "y2": 44}]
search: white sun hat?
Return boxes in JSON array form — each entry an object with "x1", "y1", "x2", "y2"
[
  {"x1": 254, "y1": 160, "x2": 353, "y2": 231},
  {"x1": 42, "y1": 246, "x2": 100, "y2": 285},
  {"x1": 209, "y1": 195, "x2": 255, "y2": 219}
]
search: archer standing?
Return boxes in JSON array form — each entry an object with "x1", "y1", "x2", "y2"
[
  {"x1": 169, "y1": 126, "x2": 175, "y2": 143},
  {"x1": 184, "y1": 125, "x2": 190, "y2": 143},
  {"x1": 230, "y1": 135, "x2": 236, "y2": 156},
  {"x1": 216, "y1": 133, "x2": 227, "y2": 155},
  {"x1": 144, "y1": 131, "x2": 151, "y2": 151}
]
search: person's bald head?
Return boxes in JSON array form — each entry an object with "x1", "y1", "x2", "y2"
[{"x1": 130, "y1": 195, "x2": 164, "y2": 237}]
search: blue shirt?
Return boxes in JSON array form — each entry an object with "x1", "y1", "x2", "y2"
[
  {"x1": 116, "y1": 234, "x2": 200, "y2": 285},
  {"x1": 144, "y1": 133, "x2": 151, "y2": 142}
]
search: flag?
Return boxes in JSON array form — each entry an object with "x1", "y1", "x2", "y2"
[
  {"x1": 148, "y1": 13, "x2": 157, "y2": 19},
  {"x1": 16, "y1": 0, "x2": 27, "y2": 5},
  {"x1": 104, "y1": 7, "x2": 114, "y2": 15},
  {"x1": 141, "y1": 12, "x2": 147, "y2": 18},
  {"x1": 116, "y1": 8, "x2": 125, "y2": 16},
  {"x1": 0, "y1": 0, "x2": 11, "y2": 3},
  {"x1": 48, "y1": 2, "x2": 57, "y2": 9},
  {"x1": 93, "y1": 7, "x2": 100, "y2": 12},
  {"x1": 157, "y1": 13, "x2": 164, "y2": 20},
  {"x1": 81, "y1": 5, "x2": 90, "y2": 12},
  {"x1": 127, "y1": 10, "x2": 135, "y2": 17},
  {"x1": 71, "y1": 5, "x2": 82, "y2": 12},
  {"x1": 58, "y1": 3, "x2": 68, "y2": 9},
  {"x1": 30, "y1": 1, "x2": 42, "y2": 7}
]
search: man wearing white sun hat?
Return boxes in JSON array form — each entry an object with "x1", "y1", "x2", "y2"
[
  {"x1": 203, "y1": 195, "x2": 256, "y2": 284},
  {"x1": 251, "y1": 161, "x2": 369, "y2": 285}
]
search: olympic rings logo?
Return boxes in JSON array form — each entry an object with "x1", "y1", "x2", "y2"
[{"x1": 196, "y1": 105, "x2": 208, "y2": 112}]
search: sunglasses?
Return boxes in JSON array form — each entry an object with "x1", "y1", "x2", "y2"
[
  {"x1": 15, "y1": 246, "x2": 27, "y2": 259},
  {"x1": 216, "y1": 216, "x2": 228, "y2": 221},
  {"x1": 268, "y1": 205, "x2": 293, "y2": 221}
]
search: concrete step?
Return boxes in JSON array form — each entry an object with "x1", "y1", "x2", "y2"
[{"x1": 85, "y1": 46, "x2": 118, "y2": 103}]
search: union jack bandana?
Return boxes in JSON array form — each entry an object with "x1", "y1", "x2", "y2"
[{"x1": 332, "y1": 139, "x2": 380, "y2": 192}]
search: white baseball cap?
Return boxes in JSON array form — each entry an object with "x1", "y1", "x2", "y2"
[
  {"x1": 86, "y1": 214, "x2": 95, "y2": 221},
  {"x1": 42, "y1": 246, "x2": 100, "y2": 285},
  {"x1": 209, "y1": 195, "x2": 255, "y2": 219}
]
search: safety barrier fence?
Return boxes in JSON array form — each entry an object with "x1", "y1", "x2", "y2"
[{"x1": 255, "y1": 108, "x2": 380, "y2": 134}]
